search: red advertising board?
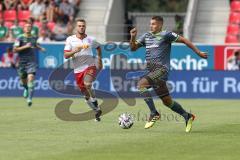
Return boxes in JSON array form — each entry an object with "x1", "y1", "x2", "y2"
[{"x1": 214, "y1": 45, "x2": 240, "y2": 70}]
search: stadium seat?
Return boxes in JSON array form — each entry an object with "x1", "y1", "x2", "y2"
[
  {"x1": 227, "y1": 24, "x2": 240, "y2": 35},
  {"x1": 47, "y1": 22, "x2": 56, "y2": 31},
  {"x1": 21, "y1": 0, "x2": 32, "y2": 4},
  {"x1": 4, "y1": 21, "x2": 14, "y2": 28},
  {"x1": 231, "y1": 1, "x2": 240, "y2": 11},
  {"x1": 18, "y1": 21, "x2": 26, "y2": 28},
  {"x1": 225, "y1": 35, "x2": 239, "y2": 43},
  {"x1": 229, "y1": 12, "x2": 240, "y2": 24},
  {"x1": 3, "y1": 10, "x2": 17, "y2": 21},
  {"x1": 34, "y1": 21, "x2": 42, "y2": 29},
  {"x1": 18, "y1": 10, "x2": 31, "y2": 21}
]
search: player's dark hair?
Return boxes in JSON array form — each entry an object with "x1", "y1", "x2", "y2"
[
  {"x1": 76, "y1": 18, "x2": 86, "y2": 24},
  {"x1": 151, "y1": 16, "x2": 164, "y2": 23}
]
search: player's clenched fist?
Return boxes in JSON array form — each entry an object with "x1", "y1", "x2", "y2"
[{"x1": 130, "y1": 28, "x2": 137, "y2": 37}]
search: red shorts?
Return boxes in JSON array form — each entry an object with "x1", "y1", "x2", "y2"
[{"x1": 75, "y1": 66, "x2": 97, "y2": 92}]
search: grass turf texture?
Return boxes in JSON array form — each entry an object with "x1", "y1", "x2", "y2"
[{"x1": 0, "y1": 98, "x2": 240, "y2": 160}]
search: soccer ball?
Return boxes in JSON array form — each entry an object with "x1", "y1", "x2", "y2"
[{"x1": 118, "y1": 113, "x2": 134, "y2": 129}]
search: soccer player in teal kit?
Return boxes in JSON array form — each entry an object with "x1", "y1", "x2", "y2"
[
  {"x1": 129, "y1": 16, "x2": 208, "y2": 132},
  {"x1": 13, "y1": 21, "x2": 45, "y2": 106}
]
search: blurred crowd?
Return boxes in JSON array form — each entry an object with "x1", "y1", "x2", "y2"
[{"x1": 0, "y1": 0, "x2": 81, "y2": 42}]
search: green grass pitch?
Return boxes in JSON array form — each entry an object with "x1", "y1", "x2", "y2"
[{"x1": 0, "y1": 98, "x2": 240, "y2": 160}]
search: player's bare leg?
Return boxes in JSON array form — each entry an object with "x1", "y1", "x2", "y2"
[
  {"x1": 138, "y1": 78, "x2": 160, "y2": 129},
  {"x1": 83, "y1": 74, "x2": 102, "y2": 121},
  {"x1": 26, "y1": 74, "x2": 35, "y2": 107},
  {"x1": 160, "y1": 95, "x2": 195, "y2": 132}
]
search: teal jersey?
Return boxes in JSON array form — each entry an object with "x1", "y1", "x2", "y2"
[
  {"x1": 137, "y1": 30, "x2": 179, "y2": 71},
  {"x1": 13, "y1": 34, "x2": 38, "y2": 62}
]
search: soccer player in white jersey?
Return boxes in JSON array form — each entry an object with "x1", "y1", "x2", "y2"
[{"x1": 64, "y1": 18, "x2": 103, "y2": 121}]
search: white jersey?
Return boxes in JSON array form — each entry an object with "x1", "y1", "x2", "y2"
[{"x1": 64, "y1": 35, "x2": 101, "y2": 73}]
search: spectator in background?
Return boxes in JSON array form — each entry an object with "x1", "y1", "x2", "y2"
[
  {"x1": 59, "y1": 0, "x2": 74, "y2": 23},
  {"x1": 174, "y1": 14, "x2": 183, "y2": 35},
  {"x1": 0, "y1": 1, "x2": 5, "y2": 12},
  {"x1": 4, "y1": 0, "x2": 18, "y2": 10},
  {"x1": 28, "y1": 18, "x2": 39, "y2": 37},
  {"x1": 68, "y1": 0, "x2": 80, "y2": 17},
  {"x1": 11, "y1": 20, "x2": 23, "y2": 39},
  {"x1": 41, "y1": 20, "x2": 51, "y2": 37},
  {"x1": 37, "y1": 30, "x2": 51, "y2": 43},
  {"x1": 124, "y1": 13, "x2": 133, "y2": 41},
  {"x1": 18, "y1": 0, "x2": 33, "y2": 10},
  {"x1": 51, "y1": 18, "x2": 70, "y2": 41},
  {"x1": 46, "y1": 0, "x2": 58, "y2": 22},
  {"x1": 5, "y1": 28, "x2": 15, "y2": 42},
  {"x1": 29, "y1": 0, "x2": 46, "y2": 21},
  {"x1": 0, "y1": 47, "x2": 19, "y2": 68},
  {"x1": 0, "y1": 19, "x2": 8, "y2": 41},
  {"x1": 227, "y1": 50, "x2": 240, "y2": 70},
  {"x1": 54, "y1": 0, "x2": 61, "y2": 6}
]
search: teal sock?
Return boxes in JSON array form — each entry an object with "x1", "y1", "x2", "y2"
[
  {"x1": 27, "y1": 82, "x2": 34, "y2": 100},
  {"x1": 140, "y1": 88, "x2": 157, "y2": 115},
  {"x1": 168, "y1": 101, "x2": 189, "y2": 120}
]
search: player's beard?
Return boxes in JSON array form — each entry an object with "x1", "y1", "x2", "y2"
[
  {"x1": 151, "y1": 28, "x2": 161, "y2": 34},
  {"x1": 78, "y1": 28, "x2": 85, "y2": 35},
  {"x1": 79, "y1": 32, "x2": 85, "y2": 35}
]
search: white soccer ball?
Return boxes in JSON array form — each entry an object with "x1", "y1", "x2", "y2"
[{"x1": 118, "y1": 113, "x2": 134, "y2": 129}]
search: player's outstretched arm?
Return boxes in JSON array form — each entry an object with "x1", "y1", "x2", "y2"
[
  {"x1": 176, "y1": 36, "x2": 208, "y2": 59},
  {"x1": 129, "y1": 28, "x2": 141, "y2": 51}
]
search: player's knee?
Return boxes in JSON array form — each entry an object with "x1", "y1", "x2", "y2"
[
  {"x1": 84, "y1": 81, "x2": 92, "y2": 89},
  {"x1": 137, "y1": 79, "x2": 149, "y2": 90},
  {"x1": 137, "y1": 84, "x2": 144, "y2": 90},
  {"x1": 84, "y1": 96, "x2": 90, "y2": 101},
  {"x1": 28, "y1": 73, "x2": 35, "y2": 79}
]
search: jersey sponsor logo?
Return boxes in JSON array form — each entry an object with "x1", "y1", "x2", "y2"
[
  {"x1": 171, "y1": 32, "x2": 178, "y2": 38},
  {"x1": 146, "y1": 44, "x2": 159, "y2": 49}
]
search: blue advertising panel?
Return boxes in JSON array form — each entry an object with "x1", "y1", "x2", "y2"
[
  {"x1": 0, "y1": 68, "x2": 240, "y2": 99},
  {"x1": 0, "y1": 42, "x2": 214, "y2": 70},
  {"x1": 0, "y1": 43, "x2": 15, "y2": 60},
  {"x1": 98, "y1": 44, "x2": 215, "y2": 70},
  {"x1": 171, "y1": 45, "x2": 214, "y2": 70},
  {"x1": 38, "y1": 44, "x2": 64, "y2": 68}
]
